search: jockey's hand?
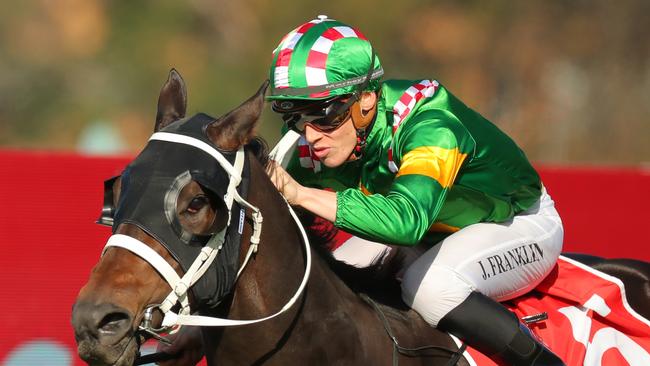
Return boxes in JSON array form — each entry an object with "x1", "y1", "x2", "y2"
[
  {"x1": 155, "y1": 326, "x2": 204, "y2": 366},
  {"x1": 266, "y1": 161, "x2": 302, "y2": 205}
]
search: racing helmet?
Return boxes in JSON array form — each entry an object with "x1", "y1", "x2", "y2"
[
  {"x1": 268, "y1": 16, "x2": 383, "y2": 138},
  {"x1": 267, "y1": 15, "x2": 383, "y2": 102}
]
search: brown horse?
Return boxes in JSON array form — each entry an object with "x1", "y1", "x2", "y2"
[
  {"x1": 71, "y1": 69, "x2": 465, "y2": 366},
  {"x1": 71, "y1": 70, "x2": 650, "y2": 366}
]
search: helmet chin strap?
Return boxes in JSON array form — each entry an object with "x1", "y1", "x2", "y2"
[
  {"x1": 348, "y1": 81, "x2": 381, "y2": 160},
  {"x1": 349, "y1": 101, "x2": 377, "y2": 159},
  {"x1": 342, "y1": 48, "x2": 381, "y2": 161}
]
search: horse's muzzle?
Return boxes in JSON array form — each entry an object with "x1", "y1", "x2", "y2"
[{"x1": 72, "y1": 301, "x2": 138, "y2": 365}]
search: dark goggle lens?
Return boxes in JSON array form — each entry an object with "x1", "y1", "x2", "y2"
[
  {"x1": 274, "y1": 97, "x2": 353, "y2": 133},
  {"x1": 284, "y1": 109, "x2": 350, "y2": 132}
]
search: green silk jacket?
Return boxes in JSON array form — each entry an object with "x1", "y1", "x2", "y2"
[{"x1": 285, "y1": 79, "x2": 542, "y2": 246}]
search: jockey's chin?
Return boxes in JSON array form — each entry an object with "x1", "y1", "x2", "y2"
[{"x1": 320, "y1": 151, "x2": 345, "y2": 168}]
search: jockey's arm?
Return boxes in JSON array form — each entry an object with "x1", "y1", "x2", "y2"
[{"x1": 338, "y1": 113, "x2": 473, "y2": 245}]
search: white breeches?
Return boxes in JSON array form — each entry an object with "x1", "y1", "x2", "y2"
[{"x1": 331, "y1": 188, "x2": 563, "y2": 327}]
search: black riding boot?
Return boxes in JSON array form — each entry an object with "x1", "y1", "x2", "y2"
[{"x1": 437, "y1": 291, "x2": 565, "y2": 366}]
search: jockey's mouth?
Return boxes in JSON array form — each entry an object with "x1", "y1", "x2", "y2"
[{"x1": 312, "y1": 146, "x2": 331, "y2": 159}]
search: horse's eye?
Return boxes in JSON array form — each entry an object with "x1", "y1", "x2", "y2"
[{"x1": 186, "y1": 196, "x2": 209, "y2": 214}]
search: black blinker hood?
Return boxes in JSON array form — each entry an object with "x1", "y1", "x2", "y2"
[{"x1": 111, "y1": 113, "x2": 250, "y2": 309}]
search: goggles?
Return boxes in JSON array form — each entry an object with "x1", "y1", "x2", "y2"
[{"x1": 272, "y1": 96, "x2": 357, "y2": 133}]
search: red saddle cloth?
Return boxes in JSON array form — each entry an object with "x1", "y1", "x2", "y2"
[{"x1": 459, "y1": 256, "x2": 650, "y2": 365}]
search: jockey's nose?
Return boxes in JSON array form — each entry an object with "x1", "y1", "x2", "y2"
[
  {"x1": 72, "y1": 301, "x2": 133, "y2": 345},
  {"x1": 304, "y1": 124, "x2": 322, "y2": 144}
]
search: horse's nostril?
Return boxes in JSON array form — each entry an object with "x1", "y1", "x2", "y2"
[
  {"x1": 72, "y1": 301, "x2": 133, "y2": 345},
  {"x1": 98, "y1": 312, "x2": 130, "y2": 334}
]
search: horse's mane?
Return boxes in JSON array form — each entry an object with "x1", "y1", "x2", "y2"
[{"x1": 246, "y1": 136, "x2": 270, "y2": 168}]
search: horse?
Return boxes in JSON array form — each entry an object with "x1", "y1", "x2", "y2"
[{"x1": 71, "y1": 69, "x2": 650, "y2": 366}]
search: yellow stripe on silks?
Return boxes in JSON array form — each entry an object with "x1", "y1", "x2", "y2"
[{"x1": 396, "y1": 146, "x2": 468, "y2": 188}]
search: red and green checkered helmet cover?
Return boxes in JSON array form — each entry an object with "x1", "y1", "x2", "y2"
[{"x1": 267, "y1": 17, "x2": 383, "y2": 101}]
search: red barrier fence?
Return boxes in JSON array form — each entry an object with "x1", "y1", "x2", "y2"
[
  {"x1": 539, "y1": 165, "x2": 650, "y2": 261},
  {"x1": 1, "y1": 150, "x2": 648, "y2": 365}
]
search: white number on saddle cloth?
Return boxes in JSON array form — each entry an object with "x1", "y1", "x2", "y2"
[{"x1": 559, "y1": 294, "x2": 650, "y2": 365}]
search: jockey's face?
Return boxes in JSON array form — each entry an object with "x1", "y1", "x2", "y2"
[
  {"x1": 304, "y1": 115, "x2": 357, "y2": 168},
  {"x1": 303, "y1": 92, "x2": 377, "y2": 168}
]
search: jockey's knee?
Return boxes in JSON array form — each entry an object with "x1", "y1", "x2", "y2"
[{"x1": 401, "y1": 264, "x2": 474, "y2": 327}]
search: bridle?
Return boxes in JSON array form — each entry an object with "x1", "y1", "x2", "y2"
[{"x1": 102, "y1": 131, "x2": 312, "y2": 342}]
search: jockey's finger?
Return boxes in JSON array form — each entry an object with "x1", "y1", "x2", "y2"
[
  {"x1": 265, "y1": 162, "x2": 280, "y2": 183},
  {"x1": 264, "y1": 160, "x2": 301, "y2": 204},
  {"x1": 265, "y1": 160, "x2": 282, "y2": 177}
]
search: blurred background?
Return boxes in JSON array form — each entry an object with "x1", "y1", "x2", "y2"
[
  {"x1": 1, "y1": 0, "x2": 649, "y2": 164},
  {"x1": 1, "y1": 2, "x2": 649, "y2": 365}
]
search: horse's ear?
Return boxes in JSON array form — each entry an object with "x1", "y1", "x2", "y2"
[
  {"x1": 207, "y1": 80, "x2": 269, "y2": 150},
  {"x1": 155, "y1": 69, "x2": 187, "y2": 132}
]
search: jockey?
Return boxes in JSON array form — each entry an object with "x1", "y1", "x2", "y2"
[{"x1": 266, "y1": 16, "x2": 565, "y2": 366}]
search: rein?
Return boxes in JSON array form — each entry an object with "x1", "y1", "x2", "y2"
[{"x1": 102, "y1": 131, "x2": 312, "y2": 338}]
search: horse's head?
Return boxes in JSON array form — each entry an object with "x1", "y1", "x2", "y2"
[{"x1": 71, "y1": 69, "x2": 269, "y2": 366}]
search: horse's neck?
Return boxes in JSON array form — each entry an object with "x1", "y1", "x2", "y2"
[
  {"x1": 199, "y1": 157, "x2": 300, "y2": 358},
  {"x1": 230, "y1": 156, "x2": 311, "y2": 316},
  {"x1": 201, "y1": 157, "x2": 348, "y2": 354}
]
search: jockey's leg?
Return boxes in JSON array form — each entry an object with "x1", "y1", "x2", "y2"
[{"x1": 401, "y1": 189, "x2": 565, "y2": 365}]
